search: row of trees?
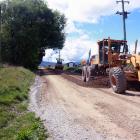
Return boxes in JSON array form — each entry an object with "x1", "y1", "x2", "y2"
[{"x1": 1, "y1": 0, "x2": 66, "y2": 70}]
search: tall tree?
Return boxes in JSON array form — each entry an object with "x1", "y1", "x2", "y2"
[{"x1": 1, "y1": 0, "x2": 66, "y2": 69}]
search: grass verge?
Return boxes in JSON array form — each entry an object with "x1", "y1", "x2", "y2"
[
  {"x1": 63, "y1": 66, "x2": 82, "y2": 74},
  {"x1": 0, "y1": 67, "x2": 47, "y2": 140}
]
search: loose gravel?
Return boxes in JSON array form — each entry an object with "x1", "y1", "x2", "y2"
[
  {"x1": 29, "y1": 75, "x2": 140, "y2": 140},
  {"x1": 28, "y1": 76, "x2": 105, "y2": 140}
]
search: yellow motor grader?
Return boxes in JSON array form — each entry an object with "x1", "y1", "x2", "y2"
[{"x1": 82, "y1": 37, "x2": 140, "y2": 93}]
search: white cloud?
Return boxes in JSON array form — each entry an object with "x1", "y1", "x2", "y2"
[
  {"x1": 129, "y1": 40, "x2": 140, "y2": 54},
  {"x1": 127, "y1": 1, "x2": 140, "y2": 11},
  {"x1": 43, "y1": 38, "x2": 140, "y2": 63},
  {"x1": 46, "y1": 0, "x2": 114, "y2": 23},
  {"x1": 46, "y1": 0, "x2": 140, "y2": 24},
  {"x1": 43, "y1": 35, "x2": 98, "y2": 63},
  {"x1": 65, "y1": 21, "x2": 83, "y2": 34},
  {"x1": 43, "y1": 0, "x2": 140, "y2": 62}
]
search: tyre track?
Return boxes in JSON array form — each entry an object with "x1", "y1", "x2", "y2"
[{"x1": 62, "y1": 73, "x2": 140, "y2": 108}]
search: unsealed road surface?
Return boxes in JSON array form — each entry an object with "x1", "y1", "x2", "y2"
[{"x1": 29, "y1": 74, "x2": 140, "y2": 140}]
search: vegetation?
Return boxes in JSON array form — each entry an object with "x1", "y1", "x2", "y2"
[
  {"x1": 0, "y1": 67, "x2": 47, "y2": 140},
  {"x1": 63, "y1": 66, "x2": 82, "y2": 74},
  {"x1": 1, "y1": 0, "x2": 66, "y2": 70}
]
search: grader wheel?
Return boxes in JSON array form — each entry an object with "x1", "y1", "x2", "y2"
[
  {"x1": 109, "y1": 67, "x2": 127, "y2": 94},
  {"x1": 82, "y1": 66, "x2": 86, "y2": 82},
  {"x1": 86, "y1": 67, "x2": 91, "y2": 82},
  {"x1": 86, "y1": 66, "x2": 94, "y2": 86}
]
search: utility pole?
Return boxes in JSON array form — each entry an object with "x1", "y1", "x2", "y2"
[
  {"x1": 58, "y1": 49, "x2": 61, "y2": 61},
  {"x1": 56, "y1": 49, "x2": 64, "y2": 64},
  {"x1": 87, "y1": 49, "x2": 91, "y2": 65},
  {"x1": 116, "y1": 0, "x2": 130, "y2": 42}
]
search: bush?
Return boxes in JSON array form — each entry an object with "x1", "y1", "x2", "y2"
[{"x1": 64, "y1": 66, "x2": 82, "y2": 74}]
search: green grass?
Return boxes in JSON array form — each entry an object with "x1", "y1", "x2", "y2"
[{"x1": 0, "y1": 67, "x2": 47, "y2": 140}]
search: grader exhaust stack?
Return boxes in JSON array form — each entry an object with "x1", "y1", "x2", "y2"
[{"x1": 134, "y1": 40, "x2": 138, "y2": 54}]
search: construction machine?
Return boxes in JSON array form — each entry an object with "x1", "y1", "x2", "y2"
[
  {"x1": 82, "y1": 38, "x2": 140, "y2": 93},
  {"x1": 55, "y1": 58, "x2": 64, "y2": 70},
  {"x1": 55, "y1": 49, "x2": 64, "y2": 70}
]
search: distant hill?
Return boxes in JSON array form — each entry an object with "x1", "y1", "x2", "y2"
[
  {"x1": 39, "y1": 61, "x2": 56, "y2": 67},
  {"x1": 74, "y1": 61, "x2": 81, "y2": 65},
  {"x1": 39, "y1": 61, "x2": 81, "y2": 67}
]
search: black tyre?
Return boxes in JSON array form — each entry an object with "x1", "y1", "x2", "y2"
[
  {"x1": 82, "y1": 66, "x2": 86, "y2": 82},
  {"x1": 86, "y1": 66, "x2": 91, "y2": 82},
  {"x1": 91, "y1": 64, "x2": 98, "y2": 76},
  {"x1": 109, "y1": 67, "x2": 127, "y2": 94}
]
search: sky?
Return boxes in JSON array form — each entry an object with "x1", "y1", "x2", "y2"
[{"x1": 43, "y1": 0, "x2": 140, "y2": 63}]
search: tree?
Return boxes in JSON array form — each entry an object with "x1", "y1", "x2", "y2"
[{"x1": 1, "y1": 0, "x2": 66, "y2": 70}]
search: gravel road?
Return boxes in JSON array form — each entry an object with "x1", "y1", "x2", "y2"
[{"x1": 29, "y1": 74, "x2": 140, "y2": 140}]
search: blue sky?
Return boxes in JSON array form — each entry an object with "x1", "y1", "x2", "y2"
[
  {"x1": 71, "y1": 9, "x2": 140, "y2": 43},
  {"x1": 43, "y1": 0, "x2": 140, "y2": 62}
]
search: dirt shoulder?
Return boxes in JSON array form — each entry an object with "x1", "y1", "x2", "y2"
[{"x1": 29, "y1": 74, "x2": 140, "y2": 140}]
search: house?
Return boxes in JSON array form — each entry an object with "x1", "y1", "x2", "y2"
[
  {"x1": 65, "y1": 62, "x2": 80, "y2": 67},
  {"x1": 39, "y1": 61, "x2": 56, "y2": 68},
  {"x1": 65, "y1": 62, "x2": 76, "y2": 67}
]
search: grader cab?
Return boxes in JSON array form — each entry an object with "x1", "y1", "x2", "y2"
[{"x1": 82, "y1": 38, "x2": 140, "y2": 93}]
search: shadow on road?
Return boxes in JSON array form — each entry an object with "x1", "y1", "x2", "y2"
[
  {"x1": 127, "y1": 81, "x2": 140, "y2": 91},
  {"x1": 123, "y1": 92, "x2": 140, "y2": 97},
  {"x1": 37, "y1": 69, "x2": 64, "y2": 76}
]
